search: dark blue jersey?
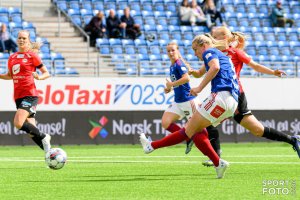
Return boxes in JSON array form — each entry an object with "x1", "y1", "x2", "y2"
[
  {"x1": 170, "y1": 59, "x2": 195, "y2": 103},
  {"x1": 202, "y1": 48, "x2": 239, "y2": 101}
]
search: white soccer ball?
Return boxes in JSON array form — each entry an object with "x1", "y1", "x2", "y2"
[
  {"x1": 45, "y1": 148, "x2": 67, "y2": 170},
  {"x1": 146, "y1": 33, "x2": 155, "y2": 42}
]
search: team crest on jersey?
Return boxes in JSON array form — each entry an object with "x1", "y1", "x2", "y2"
[
  {"x1": 12, "y1": 64, "x2": 20, "y2": 74},
  {"x1": 17, "y1": 54, "x2": 24, "y2": 58},
  {"x1": 22, "y1": 59, "x2": 28, "y2": 63}
]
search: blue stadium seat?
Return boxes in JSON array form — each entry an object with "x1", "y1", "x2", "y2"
[
  {"x1": 156, "y1": 17, "x2": 167, "y2": 26},
  {"x1": 134, "y1": 38, "x2": 147, "y2": 46},
  {"x1": 122, "y1": 39, "x2": 134, "y2": 47},
  {"x1": 142, "y1": 3, "x2": 153, "y2": 12},
  {"x1": 137, "y1": 46, "x2": 148, "y2": 55},
  {"x1": 146, "y1": 39, "x2": 159, "y2": 46},
  {"x1": 161, "y1": 54, "x2": 169, "y2": 61},
  {"x1": 180, "y1": 26, "x2": 192, "y2": 34},
  {"x1": 8, "y1": 7, "x2": 21, "y2": 17},
  {"x1": 65, "y1": 67, "x2": 79, "y2": 75},
  {"x1": 93, "y1": 2, "x2": 104, "y2": 10},
  {"x1": 109, "y1": 38, "x2": 122, "y2": 46},
  {"x1": 149, "y1": 46, "x2": 160, "y2": 55},
  {"x1": 111, "y1": 46, "x2": 123, "y2": 54},
  {"x1": 171, "y1": 32, "x2": 181, "y2": 40},
  {"x1": 169, "y1": 17, "x2": 179, "y2": 26},
  {"x1": 57, "y1": 1, "x2": 68, "y2": 11},
  {"x1": 138, "y1": 53, "x2": 149, "y2": 60},
  {"x1": 125, "y1": 46, "x2": 136, "y2": 54},
  {"x1": 69, "y1": 1, "x2": 80, "y2": 10},
  {"x1": 99, "y1": 46, "x2": 110, "y2": 54},
  {"x1": 156, "y1": 24, "x2": 168, "y2": 32},
  {"x1": 158, "y1": 39, "x2": 168, "y2": 47},
  {"x1": 142, "y1": 10, "x2": 154, "y2": 18},
  {"x1": 149, "y1": 54, "x2": 162, "y2": 61},
  {"x1": 159, "y1": 32, "x2": 170, "y2": 40},
  {"x1": 154, "y1": 3, "x2": 164, "y2": 11},
  {"x1": 182, "y1": 40, "x2": 191, "y2": 47},
  {"x1": 131, "y1": 3, "x2": 141, "y2": 12},
  {"x1": 144, "y1": 24, "x2": 156, "y2": 32},
  {"x1": 154, "y1": 11, "x2": 167, "y2": 18}
]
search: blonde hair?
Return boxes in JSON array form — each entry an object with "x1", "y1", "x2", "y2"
[
  {"x1": 214, "y1": 26, "x2": 247, "y2": 49},
  {"x1": 167, "y1": 41, "x2": 192, "y2": 71},
  {"x1": 192, "y1": 33, "x2": 227, "y2": 51},
  {"x1": 18, "y1": 30, "x2": 43, "y2": 53}
]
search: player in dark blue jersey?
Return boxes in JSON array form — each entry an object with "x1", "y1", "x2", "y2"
[
  {"x1": 154, "y1": 42, "x2": 198, "y2": 153},
  {"x1": 139, "y1": 34, "x2": 239, "y2": 179}
]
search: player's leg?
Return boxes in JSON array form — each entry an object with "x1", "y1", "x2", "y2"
[
  {"x1": 202, "y1": 125, "x2": 221, "y2": 167},
  {"x1": 14, "y1": 97, "x2": 51, "y2": 153},
  {"x1": 235, "y1": 92, "x2": 299, "y2": 157},
  {"x1": 239, "y1": 114, "x2": 300, "y2": 158},
  {"x1": 161, "y1": 111, "x2": 181, "y2": 133},
  {"x1": 26, "y1": 118, "x2": 43, "y2": 150}
]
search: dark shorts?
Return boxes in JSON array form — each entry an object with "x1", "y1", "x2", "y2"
[
  {"x1": 233, "y1": 92, "x2": 252, "y2": 124},
  {"x1": 15, "y1": 96, "x2": 39, "y2": 118}
]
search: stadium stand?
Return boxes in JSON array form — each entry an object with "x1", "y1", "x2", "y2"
[
  {"x1": 51, "y1": 0, "x2": 299, "y2": 77},
  {"x1": 0, "y1": 4, "x2": 79, "y2": 76}
]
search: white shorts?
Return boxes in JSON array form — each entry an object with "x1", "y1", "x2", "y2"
[
  {"x1": 197, "y1": 91, "x2": 238, "y2": 127},
  {"x1": 165, "y1": 99, "x2": 199, "y2": 120}
]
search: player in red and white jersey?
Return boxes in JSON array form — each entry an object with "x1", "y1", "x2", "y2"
[
  {"x1": 191, "y1": 27, "x2": 300, "y2": 166},
  {"x1": 0, "y1": 30, "x2": 52, "y2": 155}
]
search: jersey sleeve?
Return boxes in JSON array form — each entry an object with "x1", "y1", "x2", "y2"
[
  {"x1": 32, "y1": 52, "x2": 43, "y2": 68},
  {"x1": 175, "y1": 60, "x2": 188, "y2": 76},
  {"x1": 203, "y1": 49, "x2": 218, "y2": 65},
  {"x1": 235, "y1": 49, "x2": 251, "y2": 64}
]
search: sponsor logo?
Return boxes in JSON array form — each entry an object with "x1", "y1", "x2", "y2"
[
  {"x1": 210, "y1": 105, "x2": 225, "y2": 118},
  {"x1": 21, "y1": 101, "x2": 32, "y2": 108},
  {"x1": 114, "y1": 84, "x2": 131, "y2": 103},
  {"x1": 22, "y1": 59, "x2": 27, "y2": 63},
  {"x1": 12, "y1": 64, "x2": 20, "y2": 74},
  {"x1": 88, "y1": 116, "x2": 109, "y2": 139},
  {"x1": 17, "y1": 54, "x2": 24, "y2": 58},
  {"x1": 37, "y1": 84, "x2": 112, "y2": 105}
]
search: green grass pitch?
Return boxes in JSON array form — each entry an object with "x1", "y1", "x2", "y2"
[{"x1": 0, "y1": 143, "x2": 299, "y2": 200}]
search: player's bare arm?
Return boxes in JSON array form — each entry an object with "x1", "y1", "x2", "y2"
[
  {"x1": 32, "y1": 65, "x2": 50, "y2": 80},
  {"x1": 190, "y1": 59, "x2": 220, "y2": 96},
  {"x1": 0, "y1": 70, "x2": 12, "y2": 80},
  {"x1": 248, "y1": 60, "x2": 286, "y2": 77},
  {"x1": 189, "y1": 65, "x2": 206, "y2": 78}
]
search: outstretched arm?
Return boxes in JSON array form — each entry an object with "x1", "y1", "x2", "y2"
[
  {"x1": 0, "y1": 70, "x2": 12, "y2": 80},
  {"x1": 248, "y1": 60, "x2": 286, "y2": 77}
]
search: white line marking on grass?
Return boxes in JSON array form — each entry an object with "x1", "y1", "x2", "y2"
[
  {"x1": 0, "y1": 158, "x2": 299, "y2": 165},
  {"x1": 0, "y1": 155, "x2": 296, "y2": 159}
]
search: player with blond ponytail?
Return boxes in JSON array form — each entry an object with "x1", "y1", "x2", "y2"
[
  {"x1": 0, "y1": 30, "x2": 52, "y2": 158},
  {"x1": 190, "y1": 27, "x2": 300, "y2": 166}
]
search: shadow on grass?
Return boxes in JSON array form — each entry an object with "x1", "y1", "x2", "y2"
[{"x1": 22, "y1": 173, "x2": 217, "y2": 182}]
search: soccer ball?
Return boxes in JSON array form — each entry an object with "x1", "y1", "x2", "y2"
[
  {"x1": 45, "y1": 148, "x2": 67, "y2": 170},
  {"x1": 146, "y1": 33, "x2": 155, "y2": 42}
]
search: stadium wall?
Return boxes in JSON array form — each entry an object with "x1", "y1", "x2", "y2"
[{"x1": 0, "y1": 77, "x2": 299, "y2": 145}]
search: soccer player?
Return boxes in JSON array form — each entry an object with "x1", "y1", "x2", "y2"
[
  {"x1": 139, "y1": 34, "x2": 239, "y2": 178},
  {"x1": 159, "y1": 41, "x2": 198, "y2": 154},
  {"x1": 190, "y1": 27, "x2": 300, "y2": 166},
  {"x1": 0, "y1": 30, "x2": 52, "y2": 154}
]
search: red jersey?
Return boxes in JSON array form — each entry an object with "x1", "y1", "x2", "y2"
[
  {"x1": 223, "y1": 47, "x2": 251, "y2": 92},
  {"x1": 8, "y1": 51, "x2": 43, "y2": 100}
]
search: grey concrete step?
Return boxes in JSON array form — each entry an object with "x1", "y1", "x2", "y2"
[
  {"x1": 38, "y1": 32, "x2": 79, "y2": 37},
  {"x1": 47, "y1": 37, "x2": 85, "y2": 43},
  {"x1": 53, "y1": 47, "x2": 95, "y2": 52},
  {"x1": 51, "y1": 43, "x2": 89, "y2": 48}
]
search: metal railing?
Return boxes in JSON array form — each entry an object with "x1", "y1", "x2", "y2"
[{"x1": 97, "y1": 54, "x2": 300, "y2": 78}]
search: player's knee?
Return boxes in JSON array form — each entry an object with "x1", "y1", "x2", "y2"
[
  {"x1": 14, "y1": 120, "x2": 24, "y2": 129},
  {"x1": 250, "y1": 127, "x2": 264, "y2": 137},
  {"x1": 161, "y1": 120, "x2": 170, "y2": 129}
]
